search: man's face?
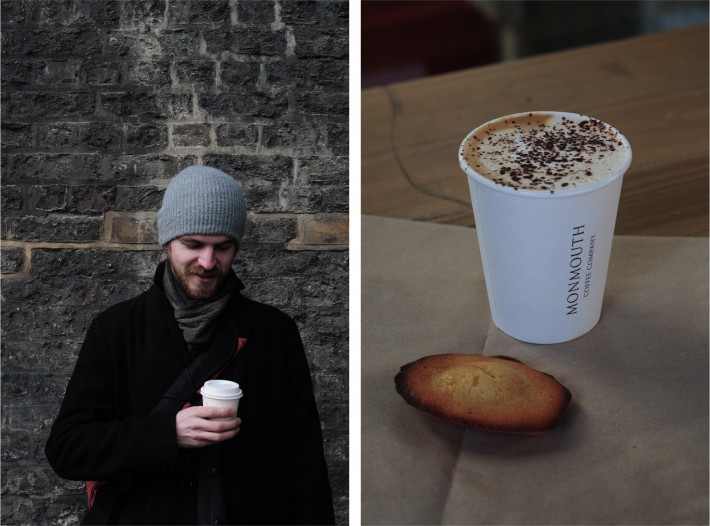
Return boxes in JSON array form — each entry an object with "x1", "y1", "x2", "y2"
[{"x1": 166, "y1": 234, "x2": 237, "y2": 300}]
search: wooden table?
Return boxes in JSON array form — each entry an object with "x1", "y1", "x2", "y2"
[{"x1": 362, "y1": 24, "x2": 709, "y2": 236}]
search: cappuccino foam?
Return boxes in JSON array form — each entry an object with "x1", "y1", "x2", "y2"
[{"x1": 460, "y1": 112, "x2": 630, "y2": 192}]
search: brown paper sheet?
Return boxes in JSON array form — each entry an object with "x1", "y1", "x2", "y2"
[{"x1": 362, "y1": 215, "x2": 709, "y2": 525}]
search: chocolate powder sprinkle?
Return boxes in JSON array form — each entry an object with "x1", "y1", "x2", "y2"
[{"x1": 464, "y1": 114, "x2": 628, "y2": 191}]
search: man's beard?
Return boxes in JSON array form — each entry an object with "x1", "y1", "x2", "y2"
[{"x1": 172, "y1": 262, "x2": 227, "y2": 300}]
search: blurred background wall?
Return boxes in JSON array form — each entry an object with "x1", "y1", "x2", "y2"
[{"x1": 362, "y1": 0, "x2": 709, "y2": 88}]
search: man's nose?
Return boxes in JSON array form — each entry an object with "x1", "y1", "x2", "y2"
[{"x1": 197, "y1": 247, "x2": 216, "y2": 270}]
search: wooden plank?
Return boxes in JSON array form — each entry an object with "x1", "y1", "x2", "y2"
[{"x1": 362, "y1": 24, "x2": 709, "y2": 236}]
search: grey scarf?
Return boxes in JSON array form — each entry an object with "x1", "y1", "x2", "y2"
[{"x1": 162, "y1": 262, "x2": 238, "y2": 354}]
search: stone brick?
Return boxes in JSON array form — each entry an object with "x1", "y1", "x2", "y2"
[
  {"x1": 279, "y1": 0, "x2": 349, "y2": 26},
  {"x1": 0, "y1": 496, "x2": 36, "y2": 525},
  {"x1": 28, "y1": 185, "x2": 116, "y2": 215},
  {"x1": 295, "y1": 213, "x2": 348, "y2": 247},
  {"x1": 1, "y1": 338, "x2": 81, "y2": 372},
  {"x1": 155, "y1": 29, "x2": 201, "y2": 56},
  {"x1": 1, "y1": 1, "x2": 27, "y2": 25},
  {"x1": 5, "y1": 493, "x2": 84, "y2": 526},
  {"x1": 175, "y1": 59, "x2": 215, "y2": 85},
  {"x1": 27, "y1": 185, "x2": 69, "y2": 212},
  {"x1": 74, "y1": 0, "x2": 121, "y2": 26},
  {"x1": 1, "y1": 301, "x2": 87, "y2": 341},
  {"x1": 2, "y1": 215, "x2": 103, "y2": 242},
  {"x1": 279, "y1": 185, "x2": 348, "y2": 214},
  {"x1": 0, "y1": 466, "x2": 73, "y2": 499},
  {"x1": 325, "y1": 120, "x2": 348, "y2": 155},
  {"x1": 25, "y1": 0, "x2": 72, "y2": 26},
  {"x1": 204, "y1": 28, "x2": 287, "y2": 56},
  {"x1": 236, "y1": 0, "x2": 276, "y2": 25},
  {"x1": 314, "y1": 374, "x2": 347, "y2": 407},
  {"x1": 235, "y1": 245, "x2": 321, "y2": 279},
  {"x1": 203, "y1": 153, "x2": 292, "y2": 183},
  {"x1": 1, "y1": 122, "x2": 33, "y2": 149},
  {"x1": 109, "y1": 214, "x2": 158, "y2": 244},
  {"x1": 126, "y1": 123, "x2": 169, "y2": 150},
  {"x1": 127, "y1": 60, "x2": 171, "y2": 88},
  {"x1": 1, "y1": 184, "x2": 24, "y2": 212},
  {"x1": 26, "y1": 0, "x2": 120, "y2": 26},
  {"x1": 5, "y1": 29, "x2": 102, "y2": 56},
  {"x1": 35, "y1": 60, "x2": 79, "y2": 86},
  {"x1": 264, "y1": 58, "x2": 348, "y2": 92},
  {"x1": 36, "y1": 123, "x2": 79, "y2": 148},
  {"x1": 68, "y1": 185, "x2": 117, "y2": 214},
  {"x1": 105, "y1": 29, "x2": 162, "y2": 58},
  {"x1": 2, "y1": 274, "x2": 147, "y2": 312},
  {"x1": 119, "y1": 0, "x2": 167, "y2": 26},
  {"x1": 215, "y1": 123, "x2": 258, "y2": 148},
  {"x1": 30, "y1": 248, "x2": 163, "y2": 279},
  {"x1": 1, "y1": 246, "x2": 25, "y2": 273},
  {"x1": 80, "y1": 122, "x2": 122, "y2": 150},
  {"x1": 317, "y1": 398, "x2": 348, "y2": 433},
  {"x1": 218, "y1": 61, "x2": 260, "y2": 89},
  {"x1": 81, "y1": 60, "x2": 123, "y2": 86},
  {"x1": 261, "y1": 121, "x2": 324, "y2": 153},
  {"x1": 167, "y1": 0, "x2": 231, "y2": 25},
  {"x1": 100, "y1": 92, "x2": 192, "y2": 119},
  {"x1": 0, "y1": 61, "x2": 32, "y2": 86},
  {"x1": 114, "y1": 186, "x2": 164, "y2": 211},
  {"x1": 241, "y1": 186, "x2": 284, "y2": 213},
  {"x1": 102, "y1": 154, "x2": 197, "y2": 182},
  {"x1": 1, "y1": 372, "x2": 71, "y2": 406},
  {"x1": 198, "y1": 92, "x2": 287, "y2": 118},
  {"x1": 9, "y1": 402, "x2": 68, "y2": 438},
  {"x1": 1, "y1": 430, "x2": 31, "y2": 462},
  {"x1": 292, "y1": 26, "x2": 348, "y2": 58},
  {"x1": 242, "y1": 215, "x2": 297, "y2": 245},
  {"x1": 5, "y1": 153, "x2": 102, "y2": 183},
  {"x1": 173, "y1": 124, "x2": 211, "y2": 147},
  {"x1": 296, "y1": 91, "x2": 348, "y2": 116},
  {"x1": 5, "y1": 91, "x2": 96, "y2": 119}
]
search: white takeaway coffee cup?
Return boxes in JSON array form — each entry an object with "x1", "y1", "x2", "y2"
[
  {"x1": 458, "y1": 111, "x2": 632, "y2": 344},
  {"x1": 201, "y1": 379, "x2": 243, "y2": 420}
]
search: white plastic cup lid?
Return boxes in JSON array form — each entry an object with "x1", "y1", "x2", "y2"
[{"x1": 201, "y1": 379, "x2": 243, "y2": 400}]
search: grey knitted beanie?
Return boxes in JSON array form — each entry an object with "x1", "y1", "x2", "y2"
[{"x1": 158, "y1": 165, "x2": 247, "y2": 247}]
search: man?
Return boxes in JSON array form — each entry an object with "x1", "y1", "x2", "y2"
[{"x1": 45, "y1": 166, "x2": 336, "y2": 525}]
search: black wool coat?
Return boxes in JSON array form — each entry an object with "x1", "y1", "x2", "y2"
[{"x1": 45, "y1": 262, "x2": 335, "y2": 525}]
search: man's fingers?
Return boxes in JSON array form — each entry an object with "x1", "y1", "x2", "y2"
[
  {"x1": 197, "y1": 416, "x2": 241, "y2": 433},
  {"x1": 192, "y1": 425, "x2": 240, "y2": 446},
  {"x1": 203, "y1": 406, "x2": 238, "y2": 420},
  {"x1": 184, "y1": 405, "x2": 237, "y2": 420},
  {"x1": 176, "y1": 407, "x2": 241, "y2": 448},
  {"x1": 203, "y1": 426, "x2": 240, "y2": 443}
]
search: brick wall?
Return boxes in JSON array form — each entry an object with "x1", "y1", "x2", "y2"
[{"x1": 0, "y1": 1, "x2": 349, "y2": 524}]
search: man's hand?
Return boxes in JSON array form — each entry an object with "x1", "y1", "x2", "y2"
[{"x1": 176, "y1": 405, "x2": 241, "y2": 449}]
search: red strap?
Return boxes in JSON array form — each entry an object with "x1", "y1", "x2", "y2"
[{"x1": 86, "y1": 480, "x2": 103, "y2": 508}]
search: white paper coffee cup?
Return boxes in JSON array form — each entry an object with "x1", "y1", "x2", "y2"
[
  {"x1": 458, "y1": 111, "x2": 632, "y2": 344},
  {"x1": 201, "y1": 379, "x2": 243, "y2": 420}
]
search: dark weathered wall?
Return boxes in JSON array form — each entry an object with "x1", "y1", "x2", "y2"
[{"x1": 1, "y1": 1, "x2": 349, "y2": 524}]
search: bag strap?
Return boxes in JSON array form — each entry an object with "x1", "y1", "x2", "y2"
[
  {"x1": 152, "y1": 297, "x2": 266, "y2": 414},
  {"x1": 152, "y1": 320, "x2": 238, "y2": 414}
]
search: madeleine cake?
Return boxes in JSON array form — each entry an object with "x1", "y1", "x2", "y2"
[{"x1": 395, "y1": 354, "x2": 572, "y2": 434}]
